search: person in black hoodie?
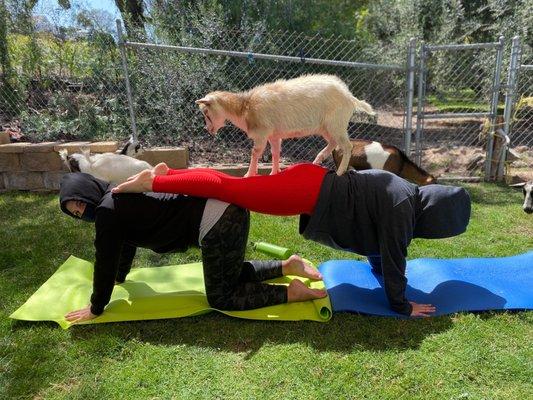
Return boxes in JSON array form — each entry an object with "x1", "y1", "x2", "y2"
[
  {"x1": 113, "y1": 162, "x2": 471, "y2": 317},
  {"x1": 59, "y1": 172, "x2": 326, "y2": 324}
]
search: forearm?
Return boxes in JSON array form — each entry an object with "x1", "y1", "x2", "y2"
[
  {"x1": 382, "y1": 268, "x2": 412, "y2": 315},
  {"x1": 116, "y1": 244, "x2": 137, "y2": 283},
  {"x1": 90, "y1": 264, "x2": 116, "y2": 315}
]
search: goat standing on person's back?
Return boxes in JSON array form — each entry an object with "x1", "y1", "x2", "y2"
[{"x1": 196, "y1": 74, "x2": 376, "y2": 177}]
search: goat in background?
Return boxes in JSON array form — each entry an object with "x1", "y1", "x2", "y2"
[
  {"x1": 332, "y1": 139, "x2": 436, "y2": 186},
  {"x1": 510, "y1": 181, "x2": 533, "y2": 214},
  {"x1": 59, "y1": 140, "x2": 152, "y2": 184}
]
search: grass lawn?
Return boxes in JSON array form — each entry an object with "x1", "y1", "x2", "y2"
[
  {"x1": 1, "y1": 183, "x2": 532, "y2": 399},
  {"x1": 425, "y1": 89, "x2": 505, "y2": 114}
]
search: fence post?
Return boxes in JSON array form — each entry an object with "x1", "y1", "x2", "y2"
[
  {"x1": 116, "y1": 19, "x2": 138, "y2": 143},
  {"x1": 414, "y1": 42, "x2": 427, "y2": 166},
  {"x1": 496, "y1": 36, "x2": 522, "y2": 181},
  {"x1": 404, "y1": 38, "x2": 416, "y2": 155},
  {"x1": 483, "y1": 36, "x2": 505, "y2": 181}
]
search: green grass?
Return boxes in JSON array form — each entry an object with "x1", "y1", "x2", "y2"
[
  {"x1": 425, "y1": 89, "x2": 505, "y2": 114},
  {"x1": 1, "y1": 184, "x2": 532, "y2": 399}
]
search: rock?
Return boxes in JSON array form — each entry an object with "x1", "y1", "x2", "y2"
[
  {"x1": 467, "y1": 154, "x2": 484, "y2": 171},
  {"x1": 511, "y1": 160, "x2": 527, "y2": 168},
  {"x1": 0, "y1": 153, "x2": 21, "y2": 172},
  {"x1": 3, "y1": 172, "x2": 44, "y2": 190},
  {"x1": 0, "y1": 131, "x2": 10, "y2": 145},
  {"x1": 514, "y1": 145, "x2": 530, "y2": 154},
  {"x1": 506, "y1": 149, "x2": 521, "y2": 162},
  {"x1": 20, "y1": 152, "x2": 63, "y2": 171}
]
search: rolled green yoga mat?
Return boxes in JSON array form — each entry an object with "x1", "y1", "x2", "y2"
[
  {"x1": 251, "y1": 242, "x2": 293, "y2": 259},
  {"x1": 10, "y1": 256, "x2": 332, "y2": 329}
]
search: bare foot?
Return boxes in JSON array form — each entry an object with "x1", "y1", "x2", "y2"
[
  {"x1": 282, "y1": 254, "x2": 322, "y2": 280},
  {"x1": 126, "y1": 163, "x2": 169, "y2": 182},
  {"x1": 287, "y1": 279, "x2": 327, "y2": 302},
  {"x1": 152, "y1": 162, "x2": 169, "y2": 176},
  {"x1": 112, "y1": 169, "x2": 154, "y2": 193}
]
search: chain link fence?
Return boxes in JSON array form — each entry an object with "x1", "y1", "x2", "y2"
[
  {"x1": 123, "y1": 29, "x2": 406, "y2": 167},
  {"x1": 0, "y1": 33, "x2": 130, "y2": 143},
  {"x1": 413, "y1": 39, "x2": 505, "y2": 179},
  {"x1": 513, "y1": 65, "x2": 533, "y2": 146},
  {"x1": 1, "y1": 26, "x2": 532, "y2": 179}
]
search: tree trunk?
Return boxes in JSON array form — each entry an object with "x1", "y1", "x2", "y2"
[{"x1": 115, "y1": 0, "x2": 146, "y2": 40}]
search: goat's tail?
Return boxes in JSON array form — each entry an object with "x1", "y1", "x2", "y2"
[{"x1": 351, "y1": 96, "x2": 376, "y2": 116}]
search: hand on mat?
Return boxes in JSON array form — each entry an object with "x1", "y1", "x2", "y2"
[
  {"x1": 65, "y1": 305, "x2": 97, "y2": 324},
  {"x1": 410, "y1": 302, "x2": 436, "y2": 317}
]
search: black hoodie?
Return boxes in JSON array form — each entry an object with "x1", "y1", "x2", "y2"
[
  {"x1": 300, "y1": 169, "x2": 471, "y2": 315},
  {"x1": 59, "y1": 173, "x2": 207, "y2": 315}
]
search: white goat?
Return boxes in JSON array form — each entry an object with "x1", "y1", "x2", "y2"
[
  {"x1": 196, "y1": 74, "x2": 376, "y2": 176},
  {"x1": 59, "y1": 143, "x2": 152, "y2": 185},
  {"x1": 510, "y1": 181, "x2": 533, "y2": 214}
]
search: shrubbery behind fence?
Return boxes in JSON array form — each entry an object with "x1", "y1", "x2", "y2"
[{"x1": 1, "y1": 25, "x2": 531, "y2": 179}]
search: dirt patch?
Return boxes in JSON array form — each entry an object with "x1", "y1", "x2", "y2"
[{"x1": 421, "y1": 144, "x2": 533, "y2": 182}]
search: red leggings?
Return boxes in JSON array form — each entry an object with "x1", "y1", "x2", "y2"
[{"x1": 152, "y1": 163, "x2": 328, "y2": 216}]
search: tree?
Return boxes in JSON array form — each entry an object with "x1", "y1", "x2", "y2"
[
  {"x1": 0, "y1": 0, "x2": 20, "y2": 116},
  {"x1": 115, "y1": 0, "x2": 145, "y2": 39}
]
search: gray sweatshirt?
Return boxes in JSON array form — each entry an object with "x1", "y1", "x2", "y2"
[{"x1": 299, "y1": 169, "x2": 471, "y2": 315}]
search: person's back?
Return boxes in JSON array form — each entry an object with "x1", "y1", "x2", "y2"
[
  {"x1": 300, "y1": 169, "x2": 419, "y2": 255},
  {"x1": 60, "y1": 173, "x2": 207, "y2": 253},
  {"x1": 102, "y1": 191, "x2": 206, "y2": 253},
  {"x1": 300, "y1": 168, "x2": 470, "y2": 315}
]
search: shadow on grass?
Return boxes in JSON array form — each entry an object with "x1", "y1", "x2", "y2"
[
  {"x1": 22, "y1": 312, "x2": 459, "y2": 356},
  {"x1": 465, "y1": 182, "x2": 523, "y2": 206}
]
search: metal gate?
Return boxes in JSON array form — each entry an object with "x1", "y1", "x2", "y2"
[{"x1": 412, "y1": 37, "x2": 505, "y2": 180}]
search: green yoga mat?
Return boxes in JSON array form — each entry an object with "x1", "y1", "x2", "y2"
[{"x1": 10, "y1": 256, "x2": 332, "y2": 329}]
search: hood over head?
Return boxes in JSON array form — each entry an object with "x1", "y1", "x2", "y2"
[
  {"x1": 414, "y1": 184, "x2": 471, "y2": 239},
  {"x1": 59, "y1": 173, "x2": 110, "y2": 221}
]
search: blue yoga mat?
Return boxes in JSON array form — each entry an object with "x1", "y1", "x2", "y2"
[{"x1": 319, "y1": 252, "x2": 533, "y2": 317}]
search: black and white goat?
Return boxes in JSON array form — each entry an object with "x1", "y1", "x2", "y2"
[
  {"x1": 510, "y1": 181, "x2": 533, "y2": 214},
  {"x1": 59, "y1": 141, "x2": 152, "y2": 184},
  {"x1": 120, "y1": 139, "x2": 144, "y2": 157}
]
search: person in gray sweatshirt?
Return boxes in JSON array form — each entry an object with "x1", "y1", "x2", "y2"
[{"x1": 112, "y1": 163, "x2": 471, "y2": 317}]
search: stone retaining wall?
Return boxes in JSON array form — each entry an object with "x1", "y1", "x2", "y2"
[{"x1": 0, "y1": 142, "x2": 188, "y2": 192}]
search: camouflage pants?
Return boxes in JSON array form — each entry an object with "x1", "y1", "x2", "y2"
[{"x1": 200, "y1": 204, "x2": 288, "y2": 310}]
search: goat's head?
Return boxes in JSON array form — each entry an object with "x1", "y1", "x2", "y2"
[
  {"x1": 195, "y1": 92, "x2": 226, "y2": 135},
  {"x1": 121, "y1": 139, "x2": 144, "y2": 157},
  {"x1": 58, "y1": 149, "x2": 81, "y2": 173},
  {"x1": 510, "y1": 181, "x2": 533, "y2": 214}
]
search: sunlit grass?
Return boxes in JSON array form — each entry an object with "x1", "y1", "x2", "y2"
[{"x1": 1, "y1": 185, "x2": 532, "y2": 399}]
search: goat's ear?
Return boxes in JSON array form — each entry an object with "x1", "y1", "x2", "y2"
[
  {"x1": 195, "y1": 97, "x2": 211, "y2": 106},
  {"x1": 509, "y1": 182, "x2": 526, "y2": 188}
]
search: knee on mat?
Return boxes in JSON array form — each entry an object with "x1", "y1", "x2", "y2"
[{"x1": 206, "y1": 292, "x2": 232, "y2": 310}]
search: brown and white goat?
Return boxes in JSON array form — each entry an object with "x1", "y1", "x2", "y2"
[
  {"x1": 510, "y1": 181, "x2": 533, "y2": 214},
  {"x1": 196, "y1": 74, "x2": 376, "y2": 176},
  {"x1": 332, "y1": 139, "x2": 436, "y2": 186}
]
